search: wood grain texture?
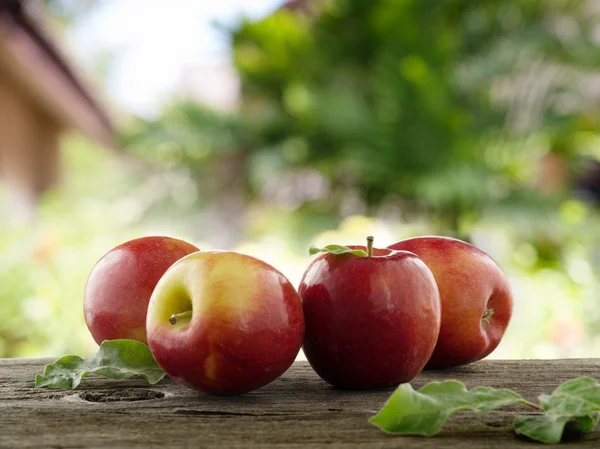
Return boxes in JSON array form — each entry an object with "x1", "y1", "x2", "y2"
[{"x1": 1, "y1": 358, "x2": 600, "y2": 448}]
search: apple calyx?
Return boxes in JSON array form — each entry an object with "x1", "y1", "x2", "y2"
[
  {"x1": 481, "y1": 308, "x2": 494, "y2": 324},
  {"x1": 169, "y1": 311, "x2": 193, "y2": 325}
]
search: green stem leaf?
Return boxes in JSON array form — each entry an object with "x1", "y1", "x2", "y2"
[
  {"x1": 309, "y1": 244, "x2": 367, "y2": 257},
  {"x1": 35, "y1": 339, "x2": 165, "y2": 389}
]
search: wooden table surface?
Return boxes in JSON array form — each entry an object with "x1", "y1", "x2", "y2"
[{"x1": 1, "y1": 358, "x2": 600, "y2": 448}]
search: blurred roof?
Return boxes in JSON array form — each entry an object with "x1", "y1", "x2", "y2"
[{"x1": 0, "y1": 0, "x2": 115, "y2": 148}]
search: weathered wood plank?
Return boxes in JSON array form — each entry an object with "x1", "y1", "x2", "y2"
[{"x1": 1, "y1": 358, "x2": 599, "y2": 448}]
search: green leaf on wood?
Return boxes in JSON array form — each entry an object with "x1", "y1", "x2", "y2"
[
  {"x1": 513, "y1": 415, "x2": 571, "y2": 444},
  {"x1": 309, "y1": 244, "x2": 367, "y2": 257},
  {"x1": 514, "y1": 377, "x2": 600, "y2": 444},
  {"x1": 369, "y1": 380, "x2": 526, "y2": 436},
  {"x1": 35, "y1": 339, "x2": 165, "y2": 389}
]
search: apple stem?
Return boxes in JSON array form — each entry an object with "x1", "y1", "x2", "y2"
[
  {"x1": 169, "y1": 310, "x2": 192, "y2": 325},
  {"x1": 482, "y1": 308, "x2": 494, "y2": 324},
  {"x1": 366, "y1": 236, "x2": 374, "y2": 257}
]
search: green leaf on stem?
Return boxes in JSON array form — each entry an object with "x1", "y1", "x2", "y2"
[
  {"x1": 309, "y1": 244, "x2": 367, "y2": 257},
  {"x1": 369, "y1": 380, "x2": 526, "y2": 436},
  {"x1": 514, "y1": 377, "x2": 600, "y2": 444},
  {"x1": 35, "y1": 339, "x2": 165, "y2": 389}
]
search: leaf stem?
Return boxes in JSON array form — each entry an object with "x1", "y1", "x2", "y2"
[
  {"x1": 367, "y1": 236, "x2": 374, "y2": 257},
  {"x1": 169, "y1": 310, "x2": 193, "y2": 325},
  {"x1": 521, "y1": 400, "x2": 542, "y2": 411}
]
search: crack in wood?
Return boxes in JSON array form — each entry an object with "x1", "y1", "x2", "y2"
[
  {"x1": 173, "y1": 408, "x2": 349, "y2": 417},
  {"x1": 79, "y1": 389, "x2": 165, "y2": 402},
  {"x1": 173, "y1": 409, "x2": 287, "y2": 417},
  {"x1": 484, "y1": 421, "x2": 506, "y2": 428}
]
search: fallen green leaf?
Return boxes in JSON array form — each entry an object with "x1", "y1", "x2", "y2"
[
  {"x1": 369, "y1": 380, "x2": 526, "y2": 436},
  {"x1": 35, "y1": 339, "x2": 165, "y2": 389},
  {"x1": 514, "y1": 377, "x2": 600, "y2": 444},
  {"x1": 309, "y1": 244, "x2": 367, "y2": 257},
  {"x1": 513, "y1": 415, "x2": 571, "y2": 444}
]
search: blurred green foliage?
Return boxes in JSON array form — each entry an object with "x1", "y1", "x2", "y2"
[
  {"x1": 45, "y1": 0, "x2": 100, "y2": 25},
  {"x1": 4, "y1": 0, "x2": 600, "y2": 358},
  {"x1": 115, "y1": 0, "x2": 600, "y2": 359},
  {"x1": 0, "y1": 136, "x2": 203, "y2": 357},
  {"x1": 231, "y1": 0, "x2": 600, "y2": 232},
  {"x1": 123, "y1": 0, "x2": 600, "y2": 239}
]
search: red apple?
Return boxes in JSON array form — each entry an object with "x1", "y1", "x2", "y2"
[
  {"x1": 84, "y1": 236, "x2": 199, "y2": 345},
  {"x1": 388, "y1": 236, "x2": 513, "y2": 368},
  {"x1": 146, "y1": 251, "x2": 305, "y2": 395},
  {"x1": 298, "y1": 238, "x2": 441, "y2": 389}
]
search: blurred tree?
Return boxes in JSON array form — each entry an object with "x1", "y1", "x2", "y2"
[
  {"x1": 231, "y1": 0, "x2": 600, "y2": 238},
  {"x1": 121, "y1": 0, "x2": 600, "y2": 245},
  {"x1": 121, "y1": 102, "x2": 255, "y2": 248}
]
